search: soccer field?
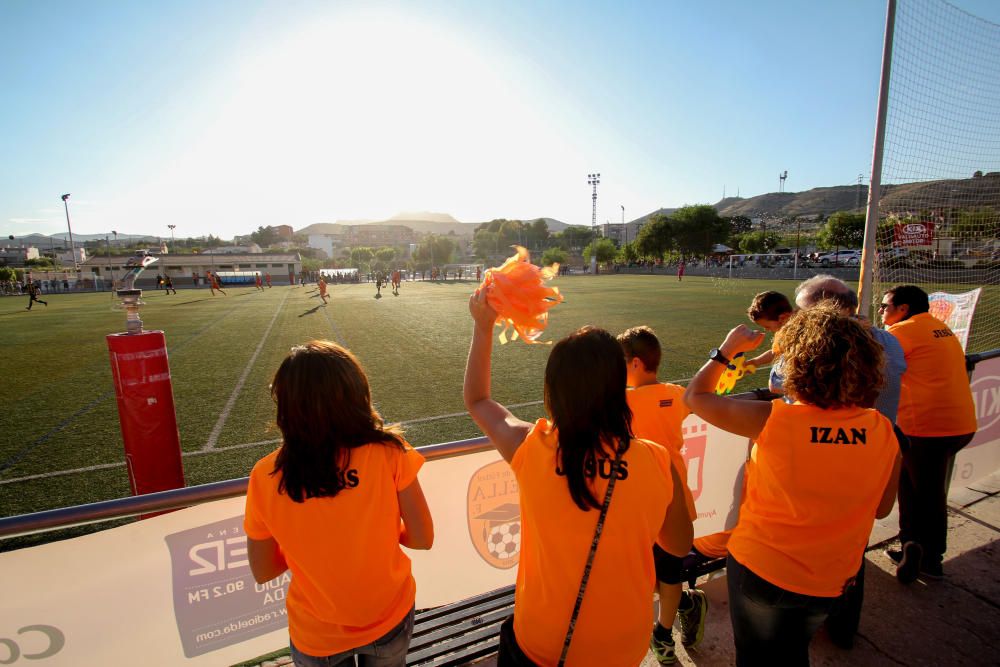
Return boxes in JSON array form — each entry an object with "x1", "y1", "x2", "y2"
[{"x1": 1, "y1": 274, "x2": 996, "y2": 527}]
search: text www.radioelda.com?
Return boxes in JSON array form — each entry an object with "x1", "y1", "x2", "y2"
[{"x1": 195, "y1": 608, "x2": 288, "y2": 643}]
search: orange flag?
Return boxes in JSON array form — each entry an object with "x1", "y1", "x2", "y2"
[{"x1": 480, "y1": 246, "x2": 564, "y2": 344}]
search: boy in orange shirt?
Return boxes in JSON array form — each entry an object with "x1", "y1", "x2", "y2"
[
  {"x1": 617, "y1": 326, "x2": 703, "y2": 664},
  {"x1": 745, "y1": 291, "x2": 794, "y2": 369}
]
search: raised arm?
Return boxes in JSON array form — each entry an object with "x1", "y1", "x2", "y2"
[
  {"x1": 684, "y1": 325, "x2": 772, "y2": 440},
  {"x1": 464, "y1": 290, "x2": 533, "y2": 462}
]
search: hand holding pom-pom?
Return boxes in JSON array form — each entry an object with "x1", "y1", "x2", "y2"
[{"x1": 476, "y1": 246, "x2": 564, "y2": 344}]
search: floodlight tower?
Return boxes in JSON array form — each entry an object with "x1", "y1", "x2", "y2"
[
  {"x1": 856, "y1": 173, "x2": 865, "y2": 210},
  {"x1": 779, "y1": 171, "x2": 788, "y2": 193},
  {"x1": 167, "y1": 224, "x2": 176, "y2": 251},
  {"x1": 61, "y1": 193, "x2": 78, "y2": 270},
  {"x1": 588, "y1": 173, "x2": 600, "y2": 274}
]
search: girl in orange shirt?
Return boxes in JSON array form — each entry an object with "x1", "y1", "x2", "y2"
[
  {"x1": 684, "y1": 307, "x2": 901, "y2": 666},
  {"x1": 244, "y1": 341, "x2": 433, "y2": 666},
  {"x1": 464, "y1": 290, "x2": 693, "y2": 666}
]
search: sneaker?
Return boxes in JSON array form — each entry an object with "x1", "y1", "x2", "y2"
[
  {"x1": 649, "y1": 626, "x2": 677, "y2": 665},
  {"x1": 895, "y1": 541, "x2": 922, "y2": 584},
  {"x1": 678, "y1": 589, "x2": 708, "y2": 648}
]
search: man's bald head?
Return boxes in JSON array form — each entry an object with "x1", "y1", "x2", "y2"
[{"x1": 795, "y1": 274, "x2": 858, "y2": 313}]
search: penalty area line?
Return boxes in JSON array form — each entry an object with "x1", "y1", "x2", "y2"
[{"x1": 202, "y1": 289, "x2": 290, "y2": 451}]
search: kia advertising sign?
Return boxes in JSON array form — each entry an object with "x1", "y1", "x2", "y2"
[{"x1": 894, "y1": 221, "x2": 934, "y2": 247}]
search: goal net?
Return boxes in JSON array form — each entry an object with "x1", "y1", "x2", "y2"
[{"x1": 869, "y1": 0, "x2": 1000, "y2": 353}]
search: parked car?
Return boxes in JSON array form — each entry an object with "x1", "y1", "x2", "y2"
[{"x1": 816, "y1": 249, "x2": 862, "y2": 266}]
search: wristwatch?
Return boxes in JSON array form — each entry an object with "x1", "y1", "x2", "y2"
[{"x1": 708, "y1": 348, "x2": 730, "y2": 367}]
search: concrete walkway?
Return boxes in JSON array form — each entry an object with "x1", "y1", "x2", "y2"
[{"x1": 472, "y1": 471, "x2": 1000, "y2": 666}]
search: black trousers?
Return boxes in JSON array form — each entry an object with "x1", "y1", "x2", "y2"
[{"x1": 898, "y1": 432, "x2": 975, "y2": 565}]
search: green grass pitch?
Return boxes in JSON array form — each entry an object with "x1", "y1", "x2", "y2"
[{"x1": 1, "y1": 275, "x2": 996, "y2": 532}]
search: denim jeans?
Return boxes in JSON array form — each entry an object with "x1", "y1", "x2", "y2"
[
  {"x1": 289, "y1": 607, "x2": 415, "y2": 667},
  {"x1": 727, "y1": 556, "x2": 837, "y2": 667}
]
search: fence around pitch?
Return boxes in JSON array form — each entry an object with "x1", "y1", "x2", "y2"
[{"x1": 2, "y1": 353, "x2": 999, "y2": 666}]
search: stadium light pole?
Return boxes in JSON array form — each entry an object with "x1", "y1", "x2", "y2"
[
  {"x1": 110, "y1": 230, "x2": 118, "y2": 288},
  {"x1": 167, "y1": 224, "x2": 176, "y2": 252},
  {"x1": 61, "y1": 194, "x2": 78, "y2": 270},
  {"x1": 588, "y1": 173, "x2": 600, "y2": 274},
  {"x1": 621, "y1": 205, "x2": 625, "y2": 245}
]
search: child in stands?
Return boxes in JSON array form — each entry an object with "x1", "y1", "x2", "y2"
[
  {"x1": 244, "y1": 341, "x2": 433, "y2": 666},
  {"x1": 616, "y1": 326, "x2": 703, "y2": 664},
  {"x1": 465, "y1": 290, "x2": 692, "y2": 666}
]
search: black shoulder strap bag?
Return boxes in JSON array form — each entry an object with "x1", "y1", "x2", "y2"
[{"x1": 498, "y1": 439, "x2": 628, "y2": 667}]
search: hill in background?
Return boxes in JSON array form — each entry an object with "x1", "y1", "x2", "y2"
[
  {"x1": 299, "y1": 212, "x2": 571, "y2": 238},
  {"x1": 715, "y1": 172, "x2": 1000, "y2": 218}
]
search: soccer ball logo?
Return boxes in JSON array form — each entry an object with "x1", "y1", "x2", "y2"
[
  {"x1": 467, "y1": 460, "x2": 521, "y2": 570},
  {"x1": 486, "y1": 518, "x2": 521, "y2": 561}
]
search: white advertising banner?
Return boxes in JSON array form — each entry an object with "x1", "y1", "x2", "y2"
[
  {"x1": 16, "y1": 400, "x2": 994, "y2": 666},
  {"x1": 951, "y1": 355, "x2": 1000, "y2": 492},
  {"x1": 928, "y1": 288, "x2": 982, "y2": 351}
]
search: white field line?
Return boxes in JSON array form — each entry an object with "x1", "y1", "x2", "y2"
[
  {"x1": 0, "y1": 401, "x2": 545, "y2": 486},
  {"x1": 321, "y1": 302, "x2": 348, "y2": 346},
  {"x1": 202, "y1": 290, "x2": 290, "y2": 451}
]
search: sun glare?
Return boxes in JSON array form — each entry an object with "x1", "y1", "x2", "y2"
[{"x1": 114, "y1": 9, "x2": 588, "y2": 230}]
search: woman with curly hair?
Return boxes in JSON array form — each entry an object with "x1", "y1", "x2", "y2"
[
  {"x1": 684, "y1": 307, "x2": 902, "y2": 666},
  {"x1": 244, "y1": 340, "x2": 433, "y2": 667}
]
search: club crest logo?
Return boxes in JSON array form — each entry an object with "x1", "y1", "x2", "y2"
[
  {"x1": 467, "y1": 460, "x2": 521, "y2": 569},
  {"x1": 680, "y1": 421, "x2": 708, "y2": 502}
]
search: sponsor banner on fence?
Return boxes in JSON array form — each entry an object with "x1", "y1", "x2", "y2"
[
  {"x1": 894, "y1": 221, "x2": 934, "y2": 246},
  {"x1": 3, "y1": 404, "x2": 993, "y2": 665},
  {"x1": 952, "y1": 356, "x2": 1000, "y2": 492},
  {"x1": 928, "y1": 288, "x2": 982, "y2": 350}
]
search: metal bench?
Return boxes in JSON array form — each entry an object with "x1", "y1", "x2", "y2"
[
  {"x1": 407, "y1": 586, "x2": 515, "y2": 666},
  {"x1": 404, "y1": 556, "x2": 729, "y2": 666}
]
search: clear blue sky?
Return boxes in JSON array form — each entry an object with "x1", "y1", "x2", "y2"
[{"x1": 2, "y1": 0, "x2": 999, "y2": 240}]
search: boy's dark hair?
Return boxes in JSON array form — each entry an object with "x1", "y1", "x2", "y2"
[
  {"x1": 616, "y1": 325, "x2": 661, "y2": 373},
  {"x1": 747, "y1": 291, "x2": 793, "y2": 322},
  {"x1": 884, "y1": 285, "x2": 930, "y2": 318}
]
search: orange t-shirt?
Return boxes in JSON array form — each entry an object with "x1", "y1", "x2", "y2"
[
  {"x1": 888, "y1": 312, "x2": 977, "y2": 436},
  {"x1": 511, "y1": 419, "x2": 676, "y2": 666},
  {"x1": 627, "y1": 383, "x2": 696, "y2": 520},
  {"x1": 244, "y1": 441, "x2": 424, "y2": 656},
  {"x1": 728, "y1": 400, "x2": 898, "y2": 597},
  {"x1": 693, "y1": 530, "x2": 731, "y2": 559}
]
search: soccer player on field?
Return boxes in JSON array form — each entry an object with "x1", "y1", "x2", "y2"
[
  {"x1": 208, "y1": 271, "x2": 227, "y2": 296},
  {"x1": 25, "y1": 281, "x2": 47, "y2": 310},
  {"x1": 317, "y1": 276, "x2": 329, "y2": 304},
  {"x1": 265, "y1": 272, "x2": 272, "y2": 288},
  {"x1": 617, "y1": 326, "x2": 704, "y2": 663},
  {"x1": 255, "y1": 273, "x2": 264, "y2": 291}
]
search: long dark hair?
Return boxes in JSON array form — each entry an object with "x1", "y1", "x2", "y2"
[
  {"x1": 269, "y1": 340, "x2": 404, "y2": 502},
  {"x1": 545, "y1": 326, "x2": 632, "y2": 511}
]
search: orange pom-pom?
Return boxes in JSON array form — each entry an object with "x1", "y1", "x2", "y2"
[{"x1": 480, "y1": 246, "x2": 564, "y2": 344}]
